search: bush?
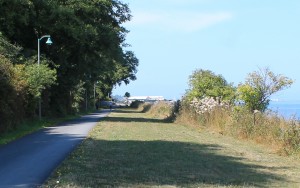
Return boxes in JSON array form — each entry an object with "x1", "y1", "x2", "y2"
[
  {"x1": 147, "y1": 101, "x2": 178, "y2": 121},
  {"x1": 282, "y1": 120, "x2": 300, "y2": 155},
  {"x1": 0, "y1": 57, "x2": 21, "y2": 132},
  {"x1": 130, "y1": 100, "x2": 144, "y2": 108},
  {"x1": 176, "y1": 98, "x2": 300, "y2": 155},
  {"x1": 0, "y1": 34, "x2": 58, "y2": 133}
]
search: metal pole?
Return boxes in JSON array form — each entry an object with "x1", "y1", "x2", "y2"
[
  {"x1": 37, "y1": 35, "x2": 51, "y2": 120},
  {"x1": 94, "y1": 83, "x2": 96, "y2": 108},
  {"x1": 38, "y1": 38, "x2": 41, "y2": 120},
  {"x1": 86, "y1": 89, "x2": 88, "y2": 111},
  {"x1": 38, "y1": 38, "x2": 40, "y2": 66}
]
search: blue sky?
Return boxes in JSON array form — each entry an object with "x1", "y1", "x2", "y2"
[{"x1": 113, "y1": 0, "x2": 300, "y2": 101}]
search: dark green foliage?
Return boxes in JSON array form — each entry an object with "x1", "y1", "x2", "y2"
[
  {"x1": 0, "y1": 0, "x2": 138, "y2": 132},
  {"x1": 186, "y1": 69, "x2": 236, "y2": 103},
  {"x1": 130, "y1": 100, "x2": 144, "y2": 108},
  {"x1": 0, "y1": 34, "x2": 26, "y2": 131},
  {"x1": 0, "y1": 34, "x2": 57, "y2": 132},
  {"x1": 0, "y1": 57, "x2": 20, "y2": 132},
  {"x1": 124, "y1": 92, "x2": 130, "y2": 97}
]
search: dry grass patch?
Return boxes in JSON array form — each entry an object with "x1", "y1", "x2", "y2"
[{"x1": 176, "y1": 104, "x2": 300, "y2": 155}]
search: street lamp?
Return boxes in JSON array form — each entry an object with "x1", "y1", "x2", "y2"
[{"x1": 37, "y1": 35, "x2": 53, "y2": 120}]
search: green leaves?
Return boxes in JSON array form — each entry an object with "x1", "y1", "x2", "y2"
[
  {"x1": 0, "y1": 33, "x2": 58, "y2": 131},
  {"x1": 238, "y1": 67, "x2": 293, "y2": 112},
  {"x1": 23, "y1": 63, "x2": 57, "y2": 98},
  {"x1": 186, "y1": 69, "x2": 235, "y2": 103},
  {"x1": 0, "y1": 0, "x2": 138, "y2": 118},
  {"x1": 185, "y1": 67, "x2": 293, "y2": 113}
]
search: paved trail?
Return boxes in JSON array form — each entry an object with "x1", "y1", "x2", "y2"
[{"x1": 0, "y1": 110, "x2": 109, "y2": 188}]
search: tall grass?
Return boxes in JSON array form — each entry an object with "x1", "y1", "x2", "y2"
[
  {"x1": 146, "y1": 101, "x2": 179, "y2": 122},
  {"x1": 131, "y1": 101, "x2": 300, "y2": 155},
  {"x1": 176, "y1": 103, "x2": 300, "y2": 156}
]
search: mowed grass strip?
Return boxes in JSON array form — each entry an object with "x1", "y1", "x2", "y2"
[{"x1": 44, "y1": 108, "x2": 300, "y2": 188}]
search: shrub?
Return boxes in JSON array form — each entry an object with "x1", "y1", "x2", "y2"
[
  {"x1": 176, "y1": 99, "x2": 205, "y2": 128},
  {"x1": 186, "y1": 69, "x2": 235, "y2": 103},
  {"x1": 0, "y1": 56, "x2": 20, "y2": 132},
  {"x1": 0, "y1": 34, "x2": 57, "y2": 132},
  {"x1": 282, "y1": 119, "x2": 300, "y2": 155},
  {"x1": 237, "y1": 67, "x2": 293, "y2": 112},
  {"x1": 176, "y1": 98, "x2": 300, "y2": 155},
  {"x1": 147, "y1": 101, "x2": 178, "y2": 121},
  {"x1": 130, "y1": 100, "x2": 144, "y2": 108}
]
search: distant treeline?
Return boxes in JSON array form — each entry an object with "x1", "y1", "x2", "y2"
[{"x1": 0, "y1": 0, "x2": 138, "y2": 133}]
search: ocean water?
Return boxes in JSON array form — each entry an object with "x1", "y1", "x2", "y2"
[{"x1": 268, "y1": 102, "x2": 300, "y2": 119}]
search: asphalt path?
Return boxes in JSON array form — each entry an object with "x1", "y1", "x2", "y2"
[{"x1": 0, "y1": 110, "x2": 110, "y2": 188}]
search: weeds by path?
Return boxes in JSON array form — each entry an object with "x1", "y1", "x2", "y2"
[{"x1": 44, "y1": 108, "x2": 300, "y2": 187}]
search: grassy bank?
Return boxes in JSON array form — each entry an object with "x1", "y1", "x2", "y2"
[
  {"x1": 176, "y1": 103, "x2": 300, "y2": 156},
  {"x1": 44, "y1": 106, "x2": 300, "y2": 187}
]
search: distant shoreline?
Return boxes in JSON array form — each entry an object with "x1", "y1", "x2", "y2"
[{"x1": 269, "y1": 101, "x2": 300, "y2": 119}]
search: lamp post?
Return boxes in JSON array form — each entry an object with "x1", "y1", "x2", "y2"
[{"x1": 37, "y1": 35, "x2": 52, "y2": 120}]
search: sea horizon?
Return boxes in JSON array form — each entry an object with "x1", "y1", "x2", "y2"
[{"x1": 269, "y1": 101, "x2": 300, "y2": 119}]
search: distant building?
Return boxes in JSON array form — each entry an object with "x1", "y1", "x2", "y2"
[{"x1": 127, "y1": 96, "x2": 165, "y2": 103}]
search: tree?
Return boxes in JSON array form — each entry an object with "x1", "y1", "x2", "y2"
[
  {"x1": 186, "y1": 69, "x2": 235, "y2": 103},
  {"x1": 124, "y1": 92, "x2": 130, "y2": 98},
  {"x1": 20, "y1": 63, "x2": 57, "y2": 99},
  {"x1": 237, "y1": 67, "x2": 293, "y2": 112},
  {"x1": 0, "y1": 55, "x2": 19, "y2": 132},
  {"x1": 0, "y1": 0, "x2": 139, "y2": 116},
  {"x1": 0, "y1": 31, "x2": 58, "y2": 126}
]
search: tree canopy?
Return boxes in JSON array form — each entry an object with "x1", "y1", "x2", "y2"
[
  {"x1": 0, "y1": 0, "x2": 139, "y2": 131},
  {"x1": 238, "y1": 67, "x2": 293, "y2": 112},
  {"x1": 186, "y1": 69, "x2": 235, "y2": 103},
  {"x1": 124, "y1": 92, "x2": 131, "y2": 98}
]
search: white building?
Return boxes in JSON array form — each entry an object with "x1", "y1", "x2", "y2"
[{"x1": 127, "y1": 96, "x2": 165, "y2": 102}]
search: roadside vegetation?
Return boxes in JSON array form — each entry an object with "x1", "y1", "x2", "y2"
[
  {"x1": 0, "y1": 0, "x2": 138, "y2": 134},
  {"x1": 177, "y1": 67, "x2": 299, "y2": 156},
  {"x1": 176, "y1": 102, "x2": 300, "y2": 156},
  {"x1": 44, "y1": 103, "x2": 300, "y2": 187}
]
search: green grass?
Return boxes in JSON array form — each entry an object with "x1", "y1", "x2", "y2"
[{"x1": 44, "y1": 108, "x2": 300, "y2": 187}]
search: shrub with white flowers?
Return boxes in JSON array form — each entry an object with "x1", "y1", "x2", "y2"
[{"x1": 190, "y1": 97, "x2": 229, "y2": 114}]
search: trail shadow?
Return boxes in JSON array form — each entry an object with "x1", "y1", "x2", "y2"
[
  {"x1": 141, "y1": 103, "x2": 152, "y2": 113},
  {"x1": 52, "y1": 110, "x2": 109, "y2": 127},
  {"x1": 60, "y1": 140, "x2": 289, "y2": 187},
  {"x1": 112, "y1": 109, "x2": 141, "y2": 113},
  {"x1": 103, "y1": 106, "x2": 170, "y2": 123},
  {"x1": 105, "y1": 108, "x2": 169, "y2": 123},
  {"x1": 102, "y1": 116, "x2": 168, "y2": 123},
  {"x1": 113, "y1": 104, "x2": 152, "y2": 114}
]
